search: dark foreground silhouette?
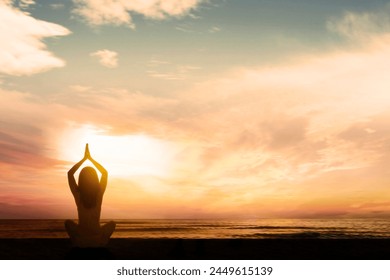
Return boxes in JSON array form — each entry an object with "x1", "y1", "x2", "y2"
[
  {"x1": 65, "y1": 144, "x2": 115, "y2": 247},
  {"x1": 0, "y1": 238, "x2": 390, "y2": 260}
]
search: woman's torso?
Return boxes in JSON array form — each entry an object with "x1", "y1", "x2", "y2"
[{"x1": 74, "y1": 192, "x2": 103, "y2": 231}]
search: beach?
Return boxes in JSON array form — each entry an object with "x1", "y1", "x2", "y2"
[
  {"x1": 1, "y1": 219, "x2": 390, "y2": 259},
  {"x1": 1, "y1": 238, "x2": 390, "y2": 260}
]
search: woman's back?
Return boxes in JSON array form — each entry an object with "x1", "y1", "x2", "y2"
[{"x1": 74, "y1": 191, "x2": 103, "y2": 232}]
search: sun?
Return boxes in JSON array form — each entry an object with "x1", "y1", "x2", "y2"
[{"x1": 58, "y1": 124, "x2": 177, "y2": 178}]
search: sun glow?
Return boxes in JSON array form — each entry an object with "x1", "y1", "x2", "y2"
[{"x1": 58, "y1": 124, "x2": 177, "y2": 178}]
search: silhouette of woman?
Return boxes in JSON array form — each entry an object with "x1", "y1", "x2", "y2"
[{"x1": 65, "y1": 144, "x2": 115, "y2": 247}]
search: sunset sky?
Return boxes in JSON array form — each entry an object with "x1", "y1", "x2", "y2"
[{"x1": 2, "y1": 0, "x2": 390, "y2": 219}]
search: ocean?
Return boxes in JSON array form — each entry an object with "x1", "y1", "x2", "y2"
[{"x1": 1, "y1": 219, "x2": 390, "y2": 239}]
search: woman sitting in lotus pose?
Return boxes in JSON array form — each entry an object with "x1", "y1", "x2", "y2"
[{"x1": 65, "y1": 144, "x2": 115, "y2": 247}]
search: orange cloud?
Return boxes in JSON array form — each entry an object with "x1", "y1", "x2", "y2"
[{"x1": 90, "y1": 49, "x2": 119, "y2": 68}]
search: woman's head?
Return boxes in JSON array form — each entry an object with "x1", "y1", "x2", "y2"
[{"x1": 78, "y1": 166, "x2": 100, "y2": 208}]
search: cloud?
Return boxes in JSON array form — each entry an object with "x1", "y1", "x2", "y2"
[
  {"x1": 90, "y1": 49, "x2": 118, "y2": 68},
  {"x1": 0, "y1": 2, "x2": 71, "y2": 76},
  {"x1": 175, "y1": 25, "x2": 195, "y2": 33},
  {"x1": 0, "y1": 88, "x2": 66, "y2": 169},
  {"x1": 68, "y1": 84, "x2": 92, "y2": 92},
  {"x1": 18, "y1": 0, "x2": 35, "y2": 9},
  {"x1": 327, "y1": 6, "x2": 390, "y2": 40},
  {"x1": 5, "y1": 7, "x2": 390, "y2": 218},
  {"x1": 146, "y1": 58, "x2": 201, "y2": 80},
  {"x1": 175, "y1": 24, "x2": 221, "y2": 34},
  {"x1": 44, "y1": 24, "x2": 390, "y2": 217},
  {"x1": 4, "y1": 31, "x2": 390, "y2": 218},
  {"x1": 51, "y1": 34, "x2": 390, "y2": 217},
  {"x1": 72, "y1": 0, "x2": 203, "y2": 28},
  {"x1": 154, "y1": 30, "x2": 390, "y2": 198},
  {"x1": 50, "y1": 3, "x2": 65, "y2": 10},
  {"x1": 208, "y1": 26, "x2": 221, "y2": 33},
  {"x1": 2, "y1": 0, "x2": 35, "y2": 9}
]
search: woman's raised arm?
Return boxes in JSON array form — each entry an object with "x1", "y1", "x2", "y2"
[
  {"x1": 86, "y1": 144, "x2": 108, "y2": 192},
  {"x1": 68, "y1": 159, "x2": 86, "y2": 195},
  {"x1": 67, "y1": 145, "x2": 88, "y2": 194}
]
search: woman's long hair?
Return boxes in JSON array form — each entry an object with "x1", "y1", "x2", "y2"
[{"x1": 78, "y1": 166, "x2": 100, "y2": 208}]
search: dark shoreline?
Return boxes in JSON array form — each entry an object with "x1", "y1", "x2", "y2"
[{"x1": 0, "y1": 238, "x2": 390, "y2": 260}]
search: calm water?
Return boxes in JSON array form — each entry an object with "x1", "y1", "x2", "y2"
[{"x1": 0, "y1": 219, "x2": 390, "y2": 239}]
